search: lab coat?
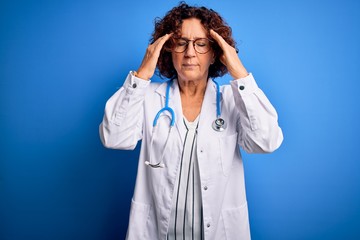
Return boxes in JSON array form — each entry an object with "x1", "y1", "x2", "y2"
[{"x1": 99, "y1": 71, "x2": 283, "y2": 240}]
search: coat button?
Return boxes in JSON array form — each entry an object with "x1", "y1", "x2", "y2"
[
  {"x1": 132, "y1": 83, "x2": 137, "y2": 88},
  {"x1": 204, "y1": 186, "x2": 208, "y2": 190},
  {"x1": 207, "y1": 223, "x2": 211, "y2": 228},
  {"x1": 239, "y1": 85, "x2": 245, "y2": 90}
]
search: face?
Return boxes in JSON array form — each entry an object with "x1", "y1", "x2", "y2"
[{"x1": 171, "y1": 18, "x2": 214, "y2": 82}]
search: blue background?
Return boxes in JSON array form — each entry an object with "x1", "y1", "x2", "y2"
[{"x1": 1, "y1": 0, "x2": 360, "y2": 239}]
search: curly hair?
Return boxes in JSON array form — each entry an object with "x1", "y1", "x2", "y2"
[{"x1": 151, "y1": 2, "x2": 237, "y2": 79}]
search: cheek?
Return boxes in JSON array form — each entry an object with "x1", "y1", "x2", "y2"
[
  {"x1": 200, "y1": 51, "x2": 214, "y2": 66},
  {"x1": 200, "y1": 56, "x2": 213, "y2": 69},
  {"x1": 171, "y1": 54, "x2": 181, "y2": 70}
]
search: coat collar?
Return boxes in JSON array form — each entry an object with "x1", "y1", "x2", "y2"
[
  {"x1": 154, "y1": 78, "x2": 219, "y2": 142},
  {"x1": 154, "y1": 78, "x2": 217, "y2": 103}
]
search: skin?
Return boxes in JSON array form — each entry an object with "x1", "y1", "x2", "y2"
[
  {"x1": 172, "y1": 18, "x2": 214, "y2": 121},
  {"x1": 136, "y1": 17, "x2": 249, "y2": 121}
]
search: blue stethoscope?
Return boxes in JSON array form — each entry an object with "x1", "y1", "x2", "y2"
[{"x1": 145, "y1": 79, "x2": 226, "y2": 168}]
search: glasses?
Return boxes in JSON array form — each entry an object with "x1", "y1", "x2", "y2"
[{"x1": 169, "y1": 38, "x2": 213, "y2": 54}]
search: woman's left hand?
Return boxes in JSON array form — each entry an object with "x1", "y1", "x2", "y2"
[{"x1": 210, "y1": 29, "x2": 248, "y2": 79}]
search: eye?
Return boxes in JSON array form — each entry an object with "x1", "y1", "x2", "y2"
[
  {"x1": 195, "y1": 39, "x2": 208, "y2": 47},
  {"x1": 177, "y1": 40, "x2": 188, "y2": 46}
]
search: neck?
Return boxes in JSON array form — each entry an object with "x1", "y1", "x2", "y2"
[
  {"x1": 178, "y1": 77, "x2": 207, "y2": 98},
  {"x1": 177, "y1": 77, "x2": 207, "y2": 122}
]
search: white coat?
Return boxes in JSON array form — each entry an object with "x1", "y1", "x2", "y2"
[{"x1": 99, "y1": 71, "x2": 283, "y2": 240}]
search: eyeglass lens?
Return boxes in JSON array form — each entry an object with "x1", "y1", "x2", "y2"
[{"x1": 173, "y1": 38, "x2": 211, "y2": 54}]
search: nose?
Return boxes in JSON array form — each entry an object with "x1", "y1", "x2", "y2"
[{"x1": 184, "y1": 41, "x2": 196, "y2": 57}]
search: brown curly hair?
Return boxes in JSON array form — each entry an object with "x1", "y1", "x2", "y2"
[{"x1": 151, "y1": 2, "x2": 237, "y2": 79}]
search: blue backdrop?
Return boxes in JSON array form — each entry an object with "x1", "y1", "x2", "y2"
[{"x1": 1, "y1": 0, "x2": 360, "y2": 239}]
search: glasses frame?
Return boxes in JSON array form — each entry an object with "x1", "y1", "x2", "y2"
[{"x1": 169, "y1": 37, "x2": 214, "y2": 54}]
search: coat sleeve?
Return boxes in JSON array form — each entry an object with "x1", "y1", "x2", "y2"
[
  {"x1": 230, "y1": 73, "x2": 283, "y2": 153},
  {"x1": 99, "y1": 71, "x2": 150, "y2": 150}
]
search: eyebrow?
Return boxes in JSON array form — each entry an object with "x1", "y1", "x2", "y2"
[{"x1": 179, "y1": 37, "x2": 207, "y2": 40}]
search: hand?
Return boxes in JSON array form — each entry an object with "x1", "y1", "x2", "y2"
[
  {"x1": 136, "y1": 33, "x2": 173, "y2": 80},
  {"x1": 210, "y1": 29, "x2": 248, "y2": 79}
]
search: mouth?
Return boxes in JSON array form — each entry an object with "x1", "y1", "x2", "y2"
[{"x1": 182, "y1": 64, "x2": 198, "y2": 67}]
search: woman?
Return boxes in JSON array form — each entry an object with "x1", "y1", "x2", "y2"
[{"x1": 100, "y1": 3, "x2": 283, "y2": 240}]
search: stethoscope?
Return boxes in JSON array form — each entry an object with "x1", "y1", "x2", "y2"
[{"x1": 145, "y1": 78, "x2": 226, "y2": 168}]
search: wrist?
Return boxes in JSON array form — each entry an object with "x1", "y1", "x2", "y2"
[
  {"x1": 135, "y1": 69, "x2": 151, "y2": 80},
  {"x1": 232, "y1": 70, "x2": 249, "y2": 79}
]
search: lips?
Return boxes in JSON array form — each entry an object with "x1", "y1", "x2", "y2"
[{"x1": 183, "y1": 63, "x2": 198, "y2": 67}]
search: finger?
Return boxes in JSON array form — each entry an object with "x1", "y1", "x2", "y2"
[
  {"x1": 210, "y1": 29, "x2": 228, "y2": 48},
  {"x1": 149, "y1": 33, "x2": 172, "y2": 55},
  {"x1": 161, "y1": 32, "x2": 173, "y2": 42},
  {"x1": 154, "y1": 33, "x2": 173, "y2": 48}
]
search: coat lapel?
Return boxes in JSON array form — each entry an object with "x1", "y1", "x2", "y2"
[
  {"x1": 154, "y1": 78, "x2": 219, "y2": 143},
  {"x1": 197, "y1": 79, "x2": 218, "y2": 136}
]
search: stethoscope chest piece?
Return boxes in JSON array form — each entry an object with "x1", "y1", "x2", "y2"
[{"x1": 212, "y1": 117, "x2": 227, "y2": 132}]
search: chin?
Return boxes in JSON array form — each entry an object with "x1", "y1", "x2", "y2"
[{"x1": 179, "y1": 71, "x2": 202, "y2": 80}]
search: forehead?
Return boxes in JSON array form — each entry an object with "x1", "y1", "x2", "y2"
[{"x1": 180, "y1": 18, "x2": 207, "y2": 38}]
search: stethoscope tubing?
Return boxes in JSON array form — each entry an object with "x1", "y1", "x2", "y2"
[
  {"x1": 153, "y1": 80, "x2": 175, "y2": 127},
  {"x1": 147, "y1": 78, "x2": 225, "y2": 168}
]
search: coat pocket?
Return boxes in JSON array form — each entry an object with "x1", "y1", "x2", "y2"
[
  {"x1": 219, "y1": 133, "x2": 238, "y2": 177},
  {"x1": 222, "y1": 203, "x2": 251, "y2": 240},
  {"x1": 126, "y1": 199, "x2": 152, "y2": 239}
]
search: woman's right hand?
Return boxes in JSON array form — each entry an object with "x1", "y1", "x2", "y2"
[{"x1": 136, "y1": 33, "x2": 173, "y2": 80}]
